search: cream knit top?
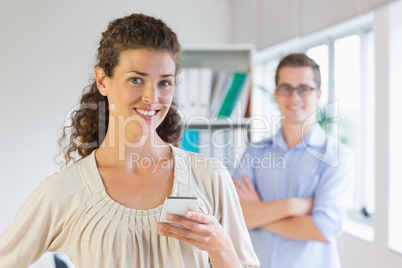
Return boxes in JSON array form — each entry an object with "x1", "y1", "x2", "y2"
[{"x1": 0, "y1": 145, "x2": 259, "y2": 268}]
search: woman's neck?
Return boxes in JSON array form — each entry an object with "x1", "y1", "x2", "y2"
[{"x1": 96, "y1": 130, "x2": 171, "y2": 169}]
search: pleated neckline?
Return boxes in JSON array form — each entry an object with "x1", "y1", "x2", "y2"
[{"x1": 79, "y1": 144, "x2": 190, "y2": 216}]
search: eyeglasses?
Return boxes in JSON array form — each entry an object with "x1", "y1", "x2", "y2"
[{"x1": 275, "y1": 84, "x2": 317, "y2": 97}]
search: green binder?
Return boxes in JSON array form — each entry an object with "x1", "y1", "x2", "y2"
[{"x1": 217, "y1": 72, "x2": 248, "y2": 118}]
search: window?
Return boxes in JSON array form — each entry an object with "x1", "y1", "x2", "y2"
[
  {"x1": 334, "y1": 35, "x2": 361, "y2": 156},
  {"x1": 389, "y1": 76, "x2": 402, "y2": 253},
  {"x1": 333, "y1": 33, "x2": 375, "y2": 223},
  {"x1": 307, "y1": 44, "x2": 329, "y2": 106}
]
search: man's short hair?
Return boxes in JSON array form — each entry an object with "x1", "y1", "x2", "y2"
[{"x1": 275, "y1": 53, "x2": 321, "y2": 88}]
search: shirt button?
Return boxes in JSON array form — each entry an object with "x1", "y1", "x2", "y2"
[{"x1": 273, "y1": 253, "x2": 278, "y2": 258}]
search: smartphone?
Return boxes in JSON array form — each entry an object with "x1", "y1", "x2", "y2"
[{"x1": 159, "y1": 197, "x2": 200, "y2": 227}]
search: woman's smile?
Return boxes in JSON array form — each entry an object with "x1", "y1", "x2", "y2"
[{"x1": 134, "y1": 107, "x2": 160, "y2": 119}]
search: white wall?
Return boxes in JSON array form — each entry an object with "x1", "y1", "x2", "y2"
[
  {"x1": 232, "y1": 0, "x2": 395, "y2": 48},
  {"x1": 0, "y1": 0, "x2": 232, "y2": 235}
]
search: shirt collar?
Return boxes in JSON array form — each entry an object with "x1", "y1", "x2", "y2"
[
  {"x1": 302, "y1": 123, "x2": 327, "y2": 150},
  {"x1": 270, "y1": 123, "x2": 327, "y2": 152},
  {"x1": 271, "y1": 127, "x2": 288, "y2": 151}
]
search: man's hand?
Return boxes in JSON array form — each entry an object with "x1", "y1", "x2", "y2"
[{"x1": 233, "y1": 174, "x2": 261, "y2": 202}]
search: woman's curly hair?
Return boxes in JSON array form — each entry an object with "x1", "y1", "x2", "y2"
[{"x1": 56, "y1": 13, "x2": 183, "y2": 168}]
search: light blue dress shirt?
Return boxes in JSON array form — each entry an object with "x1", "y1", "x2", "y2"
[{"x1": 233, "y1": 123, "x2": 354, "y2": 268}]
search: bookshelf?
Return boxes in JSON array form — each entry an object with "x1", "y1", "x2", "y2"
[
  {"x1": 176, "y1": 45, "x2": 255, "y2": 174},
  {"x1": 182, "y1": 46, "x2": 252, "y2": 72}
]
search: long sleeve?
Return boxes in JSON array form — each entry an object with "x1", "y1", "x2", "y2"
[
  {"x1": 0, "y1": 177, "x2": 66, "y2": 268},
  {"x1": 232, "y1": 144, "x2": 258, "y2": 185},
  {"x1": 311, "y1": 142, "x2": 355, "y2": 242},
  {"x1": 207, "y1": 161, "x2": 260, "y2": 268},
  {"x1": 221, "y1": 172, "x2": 260, "y2": 267}
]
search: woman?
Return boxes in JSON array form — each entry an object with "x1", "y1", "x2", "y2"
[{"x1": 0, "y1": 13, "x2": 259, "y2": 267}]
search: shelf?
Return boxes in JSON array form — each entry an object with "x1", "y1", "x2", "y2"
[
  {"x1": 182, "y1": 45, "x2": 255, "y2": 72},
  {"x1": 178, "y1": 45, "x2": 254, "y2": 164},
  {"x1": 185, "y1": 118, "x2": 250, "y2": 130}
]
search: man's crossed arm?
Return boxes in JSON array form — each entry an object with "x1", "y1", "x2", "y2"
[{"x1": 233, "y1": 174, "x2": 328, "y2": 243}]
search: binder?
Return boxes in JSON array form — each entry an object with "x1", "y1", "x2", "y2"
[
  {"x1": 198, "y1": 68, "x2": 214, "y2": 117},
  {"x1": 230, "y1": 74, "x2": 251, "y2": 121},
  {"x1": 180, "y1": 129, "x2": 199, "y2": 153},
  {"x1": 217, "y1": 72, "x2": 248, "y2": 119},
  {"x1": 210, "y1": 71, "x2": 233, "y2": 118},
  {"x1": 187, "y1": 68, "x2": 200, "y2": 119},
  {"x1": 175, "y1": 69, "x2": 188, "y2": 117}
]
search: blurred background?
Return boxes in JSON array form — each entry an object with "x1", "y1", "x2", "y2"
[{"x1": 0, "y1": 0, "x2": 401, "y2": 267}]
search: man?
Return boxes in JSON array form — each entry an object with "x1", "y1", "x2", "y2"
[{"x1": 233, "y1": 53, "x2": 354, "y2": 268}]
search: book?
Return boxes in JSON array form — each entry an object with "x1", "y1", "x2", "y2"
[
  {"x1": 210, "y1": 71, "x2": 234, "y2": 118},
  {"x1": 197, "y1": 130, "x2": 211, "y2": 156},
  {"x1": 230, "y1": 74, "x2": 251, "y2": 121},
  {"x1": 180, "y1": 129, "x2": 199, "y2": 153},
  {"x1": 217, "y1": 72, "x2": 248, "y2": 119},
  {"x1": 187, "y1": 68, "x2": 200, "y2": 120},
  {"x1": 175, "y1": 69, "x2": 188, "y2": 117},
  {"x1": 198, "y1": 68, "x2": 214, "y2": 117}
]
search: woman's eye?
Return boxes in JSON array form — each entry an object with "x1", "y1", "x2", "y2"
[
  {"x1": 159, "y1": 80, "x2": 171, "y2": 87},
  {"x1": 130, "y1": 78, "x2": 142, "y2": 84}
]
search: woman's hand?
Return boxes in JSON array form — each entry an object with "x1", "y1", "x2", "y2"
[{"x1": 157, "y1": 211, "x2": 242, "y2": 268}]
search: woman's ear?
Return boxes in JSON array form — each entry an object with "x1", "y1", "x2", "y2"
[{"x1": 95, "y1": 67, "x2": 109, "y2": 96}]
